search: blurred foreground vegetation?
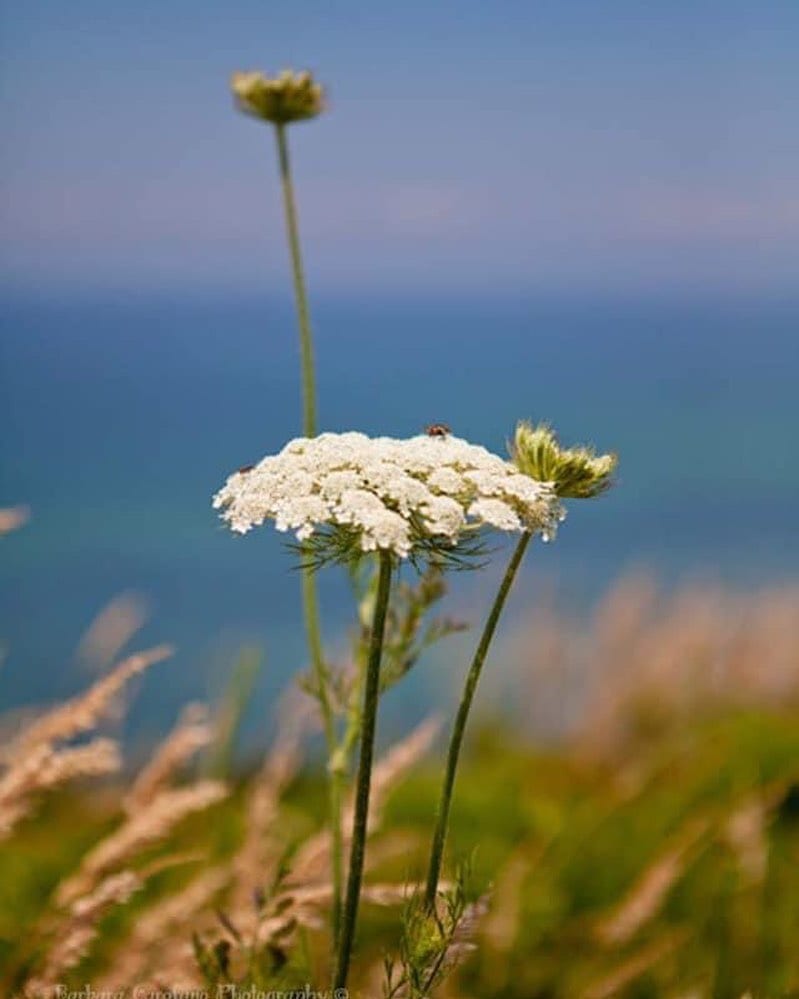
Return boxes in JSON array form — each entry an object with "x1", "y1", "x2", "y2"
[
  {"x1": 2, "y1": 553, "x2": 799, "y2": 997},
  {"x1": 2, "y1": 699, "x2": 799, "y2": 997}
]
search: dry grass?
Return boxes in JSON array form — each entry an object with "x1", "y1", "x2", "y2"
[
  {"x1": 8, "y1": 645, "x2": 173, "y2": 757},
  {"x1": 0, "y1": 643, "x2": 443, "y2": 996},
  {"x1": 502, "y1": 573, "x2": 799, "y2": 754},
  {"x1": 593, "y1": 816, "x2": 710, "y2": 947},
  {"x1": 0, "y1": 505, "x2": 30, "y2": 536},
  {"x1": 55, "y1": 780, "x2": 229, "y2": 906},
  {"x1": 3, "y1": 575, "x2": 799, "y2": 997},
  {"x1": 0, "y1": 645, "x2": 171, "y2": 840},
  {"x1": 75, "y1": 592, "x2": 149, "y2": 673},
  {"x1": 0, "y1": 738, "x2": 121, "y2": 837},
  {"x1": 26, "y1": 870, "x2": 145, "y2": 997},
  {"x1": 124, "y1": 702, "x2": 213, "y2": 814}
]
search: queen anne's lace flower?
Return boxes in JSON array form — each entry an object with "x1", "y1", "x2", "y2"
[
  {"x1": 213, "y1": 432, "x2": 563, "y2": 559},
  {"x1": 467, "y1": 498, "x2": 523, "y2": 532}
]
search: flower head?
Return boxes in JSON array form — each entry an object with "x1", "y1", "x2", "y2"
[
  {"x1": 230, "y1": 69, "x2": 325, "y2": 125},
  {"x1": 510, "y1": 421, "x2": 617, "y2": 499},
  {"x1": 213, "y1": 432, "x2": 563, "y2": 563}
]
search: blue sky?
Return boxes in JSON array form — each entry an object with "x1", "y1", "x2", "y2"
[{"x1": 1, "y1": 0, "x2": 797, "y2": 295}]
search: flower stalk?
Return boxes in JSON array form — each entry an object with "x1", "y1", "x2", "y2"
[
  {"x1": 334, "y1": 550, "x2": 393, "y2": 991},
  {"x1": 272, "y1": 122, "x2": 342, "y2": 947},
  {"x1": 421, "y1": 423, "x2": 617, "y2": 909},
  {"x1": 274, "y1": 121, "x2": 317, "y2": 438},
  {"x1": 423, "y1": 531, "x2": 531, "y2": 910},
  {"x1": 231, "y1": 69, "x2": 341, "y2": 946}
]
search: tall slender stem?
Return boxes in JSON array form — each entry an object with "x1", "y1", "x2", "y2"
[
  {"x1": 334, "y1": 551, "x2": 393, "y2": 991},
  {"x1": 275, "y1": 121, "x2": 317, "y2": 437},
  {"x1": 273, "y1": 121, "x2": 343, "y2": 946},
  {"x1": 301, "y1": 568, "x2": 343, "y2": 948},
  {"x1": 423, "y1": 532, "x2": 532, "y2": 910}
]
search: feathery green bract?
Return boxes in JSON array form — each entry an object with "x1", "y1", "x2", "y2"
[{"x1": 511, "y1": 421, "x2": 617, "y2": 499}]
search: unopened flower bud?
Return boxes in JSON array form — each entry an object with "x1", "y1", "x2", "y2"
[
  {"x1": 511, "y1": 421, "x2": 617, "y2": 499},
  {"x1": 230, "y1": 69, "x2": 325, "y2": 125}
]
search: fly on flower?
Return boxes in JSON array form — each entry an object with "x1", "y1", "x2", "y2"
[{"x1": 425, "y1": 424, "x2": 451, "y2": 438}]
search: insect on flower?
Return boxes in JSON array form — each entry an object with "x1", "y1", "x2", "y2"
[
  {"x1": 238, "y1": 464, "x2": 255, "y2": 474},
  {"x1": 425, "y1": 424, "x2": 451, "y2": 438}
]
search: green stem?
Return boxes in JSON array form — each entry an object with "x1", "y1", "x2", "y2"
[
  {"x1": 334, "y1": 551, "x2": 393, "y2": 991},
  {"x1": 273, "y1": 122, "x2": 342, "y2": 947},
  {"x1": 274, "y1": 121, "x2": 317, "y2": 437},
  {"x1": 423, "y1": 531, "x2": 532, "y2": 910},
  {"x1": 302, "y1": 570, "x2": 343, "y2": 948},
  {"x1": 329, "y1": 770, "x2": 344, "y2": 950}
]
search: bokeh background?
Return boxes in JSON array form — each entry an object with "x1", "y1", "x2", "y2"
[{"x1": 2, "y1": 0, "x2": 798, "y2": 746}]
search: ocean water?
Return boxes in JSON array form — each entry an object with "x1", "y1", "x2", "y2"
[{"x1": 1, "y1": 290, "x2": 797, "y2": 745}]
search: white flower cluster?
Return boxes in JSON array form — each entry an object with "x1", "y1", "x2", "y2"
[{"x1": 213, "y1": 432, "x2": 564, "y2": 559}]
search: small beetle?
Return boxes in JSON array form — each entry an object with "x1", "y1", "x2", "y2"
[{"x1": 425, "y1": 423, "x2": 451, "y2": 438}]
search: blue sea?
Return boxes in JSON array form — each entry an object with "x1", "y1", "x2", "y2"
[{"x1": 1, "y1": 290, "x2": 798, "y2": 747}]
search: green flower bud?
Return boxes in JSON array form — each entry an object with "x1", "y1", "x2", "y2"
[
  {"x1": 510, "y1": 421, "x2": 617, "y2": 499},
  {"x1": 230, "y1": 69, "x2": 325, "y2": 125}
]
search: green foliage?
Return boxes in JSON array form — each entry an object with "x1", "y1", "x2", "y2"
[
  {"x1": 286, "y1": 520, "x2": 492, "y2": 575},
  {"x1": 378, "y1": 564, "x2": 470, "y2": 693},
  {"x1": 313, "y1": 560, "x2": 468, "y2": 779},
  {"x1": 385, "y1": 862, "x2": 480, "y2": 999},
  {"x1": 3, "y1": 707, "x2": 799, "y2": 996}
]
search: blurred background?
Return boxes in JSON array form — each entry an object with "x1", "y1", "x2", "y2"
[{"x1": 2, "y1": 0, "x2": 798, "y2": 747}]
